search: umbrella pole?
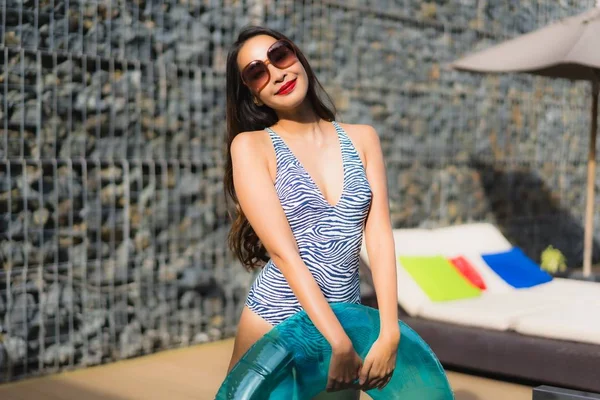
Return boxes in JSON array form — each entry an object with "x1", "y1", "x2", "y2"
[{"x1": 583, "y1": 79, "x2": 599, "y2": 277}]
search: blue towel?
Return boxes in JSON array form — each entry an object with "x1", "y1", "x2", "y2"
[{"x1": 482, "y1": 247, "x2": 552, "y2": 288}]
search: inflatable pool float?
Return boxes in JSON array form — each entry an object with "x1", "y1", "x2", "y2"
[{"x1": 216, "y1": 303, "x2": 454, "y2": 399}]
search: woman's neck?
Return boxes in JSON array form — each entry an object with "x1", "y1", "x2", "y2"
[{"x1": 273, "y1": 99, "x2": 324, "y2": 138}]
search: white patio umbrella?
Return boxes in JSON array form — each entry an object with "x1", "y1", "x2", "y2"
[{"x1": 452, "y1": 4, "x2": 600, "y2": 277}]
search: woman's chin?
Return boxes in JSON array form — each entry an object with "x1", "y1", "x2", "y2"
[{"x1": 267, "y1": 90, "x2": 308, "y2": 111}]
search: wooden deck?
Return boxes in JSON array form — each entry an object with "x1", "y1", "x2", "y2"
[{"x1": 0, "y1": 338, "x2": 533, "y2": 399}]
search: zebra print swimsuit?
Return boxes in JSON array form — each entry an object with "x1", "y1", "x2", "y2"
[{"x1": 245, "y1": 120, "x2": 373, "y2": 326}]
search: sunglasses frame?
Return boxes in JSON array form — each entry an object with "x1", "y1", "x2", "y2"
[{"x1": 240, "y1": 39, "x2": 298, "y2": 94}]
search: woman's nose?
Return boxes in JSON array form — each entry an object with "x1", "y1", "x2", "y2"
[{"x1": 269, "y1": 64, "x2": 287, "y2": 83}]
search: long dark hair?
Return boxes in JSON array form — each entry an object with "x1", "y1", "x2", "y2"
[{"x1": 224, "y1": 26, "x2": 337, "y2": 271}]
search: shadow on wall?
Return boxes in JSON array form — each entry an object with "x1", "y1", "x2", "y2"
[{"x1": 470, "y1": 159, "x2": 600, "y2": 269}]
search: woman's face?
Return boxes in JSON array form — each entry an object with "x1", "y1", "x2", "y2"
[{"x1": 237, "y1": 35, "x2": 309, "y2": 111}]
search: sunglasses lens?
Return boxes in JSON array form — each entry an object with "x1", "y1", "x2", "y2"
[
  {"x1": 268, "y1": 41, "x2": 297, "y2": 69},
  {"x1": 242, "y1": 62, "x2": 269, "y2": 91}
]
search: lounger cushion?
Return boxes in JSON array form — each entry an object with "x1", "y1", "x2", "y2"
[
  {"x1": 514, "y1": 304, "x2": 600, "y2": 345},
  {"x1": 529, "y1": 277, "x2": 600, "y2": 305},
  {"x1": 513, "y1": 278, "x2": 600, "y2": 344},
  {"x1": 391, "y1": 229, "x2": 440, "y2": 255},
  {"x1": 433, "y1": 223, "x2": 513, "y2": 254},
  {"x1": 418, "y1": 282, "x2": 559, "y2": 331}
]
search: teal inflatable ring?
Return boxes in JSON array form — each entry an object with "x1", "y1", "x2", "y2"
[{"x1": 216, "y1": 303, "x2": 454, "y2": 399}]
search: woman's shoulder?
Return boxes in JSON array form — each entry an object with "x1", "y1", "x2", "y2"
[
  {"x1": 231, "y1": 129, "x2": 272, "y2": 154},
  {"x1": 334, "y1": 122, "x2": 380, "y2": 147},
  {"x1": 230, "y1": 129, "x2": 276, "y2": 176},
  {"x1": 231, "y1": 129, "x2": 278, "y2": 181}
]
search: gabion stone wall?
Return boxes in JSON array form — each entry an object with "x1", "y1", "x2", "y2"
[
  {"x1": 0, "y1": 0, "x2": 598, "y2": 383},
  {"x1": 265, "y1": 0, "x2": 597, "y2": 264},
  {"x1": 0, "y1": 0, "x2": 260, "y2": 382}
]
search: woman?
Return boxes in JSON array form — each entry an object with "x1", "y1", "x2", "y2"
[{"x1": 223, "y1": 26, "x2": 399, "y2": 398}]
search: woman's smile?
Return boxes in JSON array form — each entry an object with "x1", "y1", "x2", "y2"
[{"x1": 276, "y1": 78, "x2": 297, "y2": 95}]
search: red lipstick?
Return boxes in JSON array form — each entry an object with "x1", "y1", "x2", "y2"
[{"x1": 276, "y1": 79, "x2": 297, "y2": 95}]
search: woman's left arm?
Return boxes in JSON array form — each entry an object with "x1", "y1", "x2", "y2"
[
  {"x1": 358, "y1": 125, "x2": 400, "y2": 390},
  {"x1": 361, "y1": 124, "x2": 399, "y2": 340}
]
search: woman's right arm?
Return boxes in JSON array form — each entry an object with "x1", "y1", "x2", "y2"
[{"x1": 231, "y1": 131, "x2": 353, "y2": 351}]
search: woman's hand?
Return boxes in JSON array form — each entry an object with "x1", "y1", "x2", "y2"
[
  {"x1": 358, "y1": 330, "x2": 400, "y2": 391},
  {"x1": 326, "y1": 339, "x2": 363, "y2": 392}
]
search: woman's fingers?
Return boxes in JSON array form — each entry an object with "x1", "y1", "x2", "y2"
[
  {"x1": 374, "y1": 376, "x2": 387, "y2": 390},
  {"x1": 328, "y1": 370, "x2": 360, "y2": 390},
  {"x1": 358, "y1": 359, "x2": 372, "y2": 386},
  {"x1": 374, "y1": 371, "x2": 394, "y2": 390},
  {"x1": 328, "y1": 377, "x2": 354, "y2": 392},
  {"x1": 326, "y1": 376, "x2": 337, "y2": 392},
  {"x1": 366, "y1": 365, "x2": 382, "y2": 391},
  {"x1": 361, "y1": 366, "x2": 395, "y2": 391}
]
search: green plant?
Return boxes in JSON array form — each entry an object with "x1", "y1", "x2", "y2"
[{"x1": 540, "y1": 245, "x2": 567, "y2": 274}]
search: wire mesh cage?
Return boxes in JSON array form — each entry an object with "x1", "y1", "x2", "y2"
[{"x1": 0, "y1": 0, "x2": 598, "y2": 383}]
